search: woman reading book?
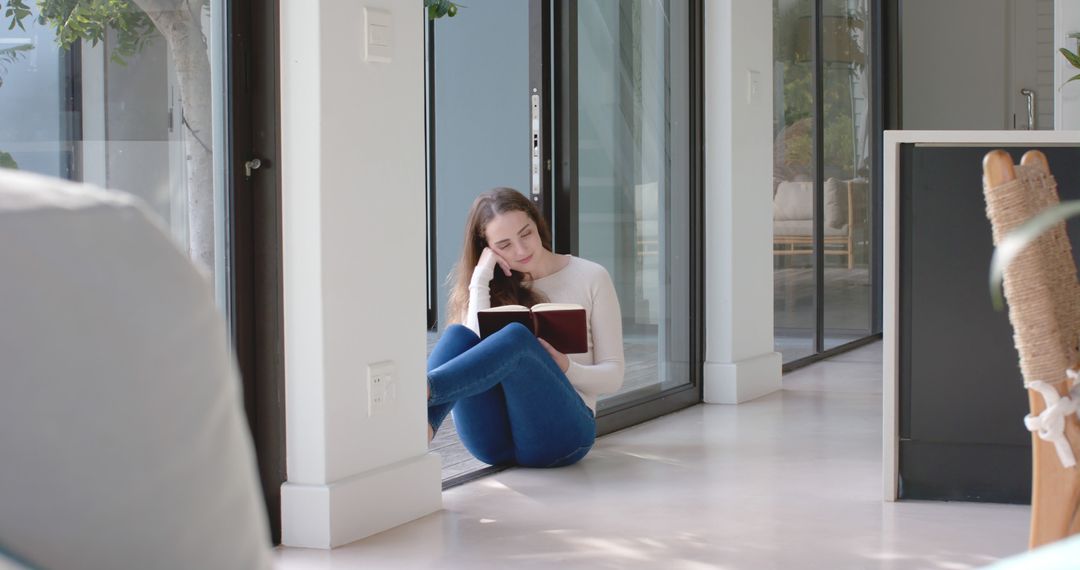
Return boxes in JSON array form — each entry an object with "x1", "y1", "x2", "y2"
[{"x1": 427, "y1": 188, "x2": 625, "y2": 467}]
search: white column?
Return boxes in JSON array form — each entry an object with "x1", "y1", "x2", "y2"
[
  {"x1": 702, "y1": 0, "x2": 782, "y2": 404},
  {"x1": 279, "y1": 0, "x2": 441, "y2": 548}
]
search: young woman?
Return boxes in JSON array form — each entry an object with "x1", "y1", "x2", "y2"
[{"x1": 427, "y1": 188, "x2": 625, "y2": 468}]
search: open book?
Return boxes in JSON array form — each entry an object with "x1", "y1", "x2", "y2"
[{"x1": 477, "y1": 303, "x2": 587, "y2": 354}]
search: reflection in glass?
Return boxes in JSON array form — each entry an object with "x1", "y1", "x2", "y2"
[
  {"x1": 773, "y1": 0, "x2": 818, "y2": 362},
  {"x1": 772, "y1": 0, "x2": 873, "y2": 362},
  {"x1": 0, "y1": 1, "x2": 228, "y2": 306},
  {"x1": 822, "y1": 0, "x2": 872, "y2": 349},
  {"x1": 576, "y1": 0, "x2": 692, "y2": 408}
]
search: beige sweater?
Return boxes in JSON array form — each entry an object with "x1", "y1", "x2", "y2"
[{"x1": 465, "y1": 255, "x2": 626, "y2": 412}]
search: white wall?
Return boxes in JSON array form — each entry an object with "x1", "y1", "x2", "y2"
[
  {"x1": 902, "y1": 0, "x2": 1056, "y2": 130},
  {"x1": 1056, "y1": 0, "x2": 1080, "y2": 129},
  {"x1": 279, "y1": 0, "x2": 441, "y2": 549},
  {"x1": 1011, "y1": 0, "x2": 1056, "y2": 130},
  {"x1": 703, "y1": 0, "x2": 782, "y2": 404},
  {"x1": 901, "y1": 0, "x2": 1011, "y2": 129}
]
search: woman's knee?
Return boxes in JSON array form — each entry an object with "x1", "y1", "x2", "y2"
[
  {"x1": 444, "y1": 324, "x2": 480, "y2": 342},
  {"x1": 495, "y1": 322, "x2": 538, "y2": 345},
  {"x1": 428, "y1": 325, "x2": 481, "y2": 371}
]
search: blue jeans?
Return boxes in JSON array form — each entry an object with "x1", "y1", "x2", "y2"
[{"x1": 427, "y1": 323, "x2": 596, "y2": 468}]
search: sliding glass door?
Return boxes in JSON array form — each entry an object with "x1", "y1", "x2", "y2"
[
  {"x1": 773, "y1": 0, "x2": 879, "y2": 364},
  {"x1": 0, "y1": 0, "x2": 242, "y2": 314},
  {"x1": 555, "y1": 0, "x2": 702, "y2": 430},
  {"x1": 425, "y1": 0, "x2": 703, "y2": 474}
]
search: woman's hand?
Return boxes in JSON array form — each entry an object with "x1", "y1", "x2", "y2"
[
  {"x1": 473, "y1": 247, "x2": 512, "y2": 285},
  {"x1": 538, "y1": 338, "x2": 570, "y2": 373}
]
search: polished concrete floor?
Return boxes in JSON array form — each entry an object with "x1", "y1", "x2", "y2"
[{"x1": 276, "y1": 342, "x2": 1031, "y2": 569}]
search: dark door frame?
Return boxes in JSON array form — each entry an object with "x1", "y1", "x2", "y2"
[
  {"x1": 427, "y1": 0, "x2": 705, "y2": 477},
  {"x1": 228, "y1": 0, "x2": 286, "y2": 546},
  {"x1": 425, "y1": 18, "x2": 439, "y2": 331}
]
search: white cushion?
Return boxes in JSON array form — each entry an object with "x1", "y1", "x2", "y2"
[
  {"x1": 773, "y1": 178, "x2": 849, "y2": 229},
  {"x1": 0, "y1": 169, "x2": 272, "y2": 570},
  {"x1": 773, "y1": 180, "x2": 813, "y2": 221},
  {"x1": 823, "y1": 177, "x2": 849, "y2": 229}
]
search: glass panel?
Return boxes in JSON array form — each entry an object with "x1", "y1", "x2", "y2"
[
  {"x1": 822, "y1": 0, "x2": 872, "y2": 349},
  {"x1": 0, "y1": 2, "x2": 230, "y2": 310},
  {"x1": 773, "y1": 0, "x2": 817, "y2": 362},
  {"x1": 576, "y1": 0, "x2": 693, "y2": 409}
]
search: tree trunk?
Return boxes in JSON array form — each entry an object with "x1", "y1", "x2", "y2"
[{"x1": 132, "y1": 0, "x2": 215, "y2": 273}]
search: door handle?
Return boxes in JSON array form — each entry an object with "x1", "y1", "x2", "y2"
[
  {"x1": 244, "y1": 158, "x2": 263, "y2": 178},
  {"x1": 1020, "y1": 88, "x2": 1036, "y2": 130}
]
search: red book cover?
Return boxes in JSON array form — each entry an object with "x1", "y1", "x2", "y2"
[{"x1": 477, "y1": 303, "x2": 588, "y2": 354}]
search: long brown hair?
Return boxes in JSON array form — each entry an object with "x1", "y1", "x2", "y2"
[{"x1": 446, "y1": 188, "x2": 552, "y2": 325}]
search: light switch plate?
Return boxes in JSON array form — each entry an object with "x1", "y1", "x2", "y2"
[
  {"x1": 364, "y1": 7, "x2": 392, "y2": 63},
  {"x1": 747, "y1": 69, "x2": 762, "y2": 104}
]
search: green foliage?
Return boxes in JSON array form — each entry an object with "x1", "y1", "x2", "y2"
[
  {"x1": 45, "y1": 0, "x2": 155, "y2": 65},
  {"x1": 1062, "y1": 47, "x2": 1080, "y2": 87},
  {"x1": 4, "y1": 0, "x2": 31, "y2": 29},
  {"x1": 776, "y1": 62, "x2": 858, "y2": 176},
  {"x1": 425, "y1": 0, "x2": 461, "y2": 20},
  {"x1": 0, "y1": 42, "x2": 31, "y2": 86},
  {"x1": 774, "y1": 0, "x2": 866, "y2": 177},
  {"x1": 1, "y1": 0, "x2": 160, "y2": 65},
  {"x1": 0, "y1": 151, "x2": 17, "y2": 169}
]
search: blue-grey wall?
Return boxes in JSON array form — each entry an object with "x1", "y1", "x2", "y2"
[{"x1": 433, "y1": 0, "x2": 529, "y2": 328}]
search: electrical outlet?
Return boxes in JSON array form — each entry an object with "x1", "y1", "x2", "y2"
[{"x1": 367, "y1": 361, "x2": 397, "y2": 416}]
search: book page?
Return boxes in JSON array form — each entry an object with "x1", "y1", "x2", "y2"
[
  {"x1": 530, "y1": 303, "x2": 583, "y2": 312},
  {"x1": 480, "y1": 305, "x2": 529, "y2": 312}
]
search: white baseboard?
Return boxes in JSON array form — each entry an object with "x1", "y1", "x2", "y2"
[
  {"x1": 281, "y1": 453, "x2": 443, "y2": 549},
  {"x1": 703, "y1": 351, "x2": 782, "y2": 404}
]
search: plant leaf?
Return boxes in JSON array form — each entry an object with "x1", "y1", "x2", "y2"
[
  {"x1": 1067, "y1": 73, "x2": 1080, "y2": 86},
  {"x1": 0, "y1": 151, "x2": 17, "y2": 169},
  {"x1": 1061, "y1": 47, "x2": 1080, "y2": 69},
  {"x1": 990, "y1": 200, "x2": 1080, "y2": 310}
]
